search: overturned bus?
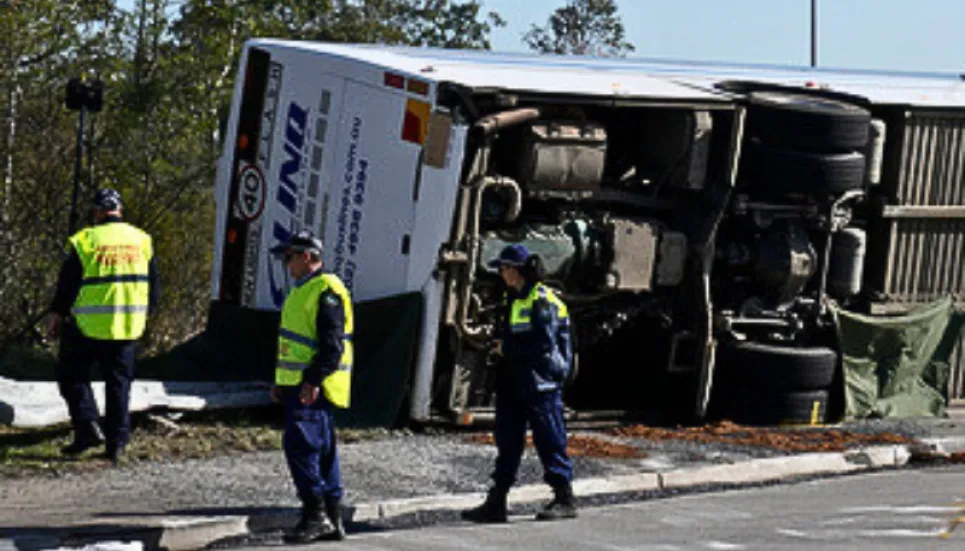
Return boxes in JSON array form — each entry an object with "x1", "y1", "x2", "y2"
[{"x1": 203, "y1": 40, "x2": 965, "y2": 427}]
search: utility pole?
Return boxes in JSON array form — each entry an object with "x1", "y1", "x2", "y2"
[
  {"x1": 87, "y1": 115, "x2": 96, "y2": 192},
  {"x1": 811, "y1": 0, "x2": 818, "y2": 67},
  {"x1": 65, "y1": 76, "x2": 103, "y2": 236}
]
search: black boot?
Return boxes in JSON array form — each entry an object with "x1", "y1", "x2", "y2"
[
  {"x1": 461, "y1": 487, "x2": 508, "y2": 523},
  {"x1": 61, "y1": 421, "x2": 105, "y2": 457},
  {"x1": 536, "y1": 482, "x2": 577, "y2": 521},
  {"x1": 323, "y1": 496, "x2": 346, "y2": 541},
  {"x1": 102, "y1": 445, "x2": 125, "y2": 466},
  {"x1": 284, "y1": 501, "x2": 336, "y2": 544}
]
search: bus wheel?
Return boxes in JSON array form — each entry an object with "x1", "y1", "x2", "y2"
[{"x1": 746, "y1": 91, "x2": 872, "y2": 151}]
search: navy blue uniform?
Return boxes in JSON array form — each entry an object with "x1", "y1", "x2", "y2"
[
  {"x1": 491, "y1": 282, "x2": 574, "y2": 492},
  {"x1": 50, "y1": 216, "x2": 159, "y2": 452}
]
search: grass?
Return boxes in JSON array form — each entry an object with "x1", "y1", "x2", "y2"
[{"x1": 0, "y1": 407, "x2": 401, "y2": 478}]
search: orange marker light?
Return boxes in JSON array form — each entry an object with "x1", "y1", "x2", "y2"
[{"x1": 406, "y1": 78, "x2": 430, "y2": 96}]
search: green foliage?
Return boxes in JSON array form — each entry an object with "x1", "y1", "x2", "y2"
[
  {"x1": 524, "y1": 0, "x2": 634, "y2": 57},
  {"x1": 399, "y1": 1, "x2": 506, "y2": 50},
  {"x1": 0, "y1": 0, "x2": 503, "y2": 363}
]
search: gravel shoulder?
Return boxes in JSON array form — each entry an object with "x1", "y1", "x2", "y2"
[{"x1": 0, "y1": 410, "x2": 942, "y2": 533}]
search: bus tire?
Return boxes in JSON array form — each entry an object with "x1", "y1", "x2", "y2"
[
  {"x1": 732, "y1": 388, "x2": 830, "y2": 426},
  {"x1": 747, "y1": 91, "x2": 872, "y2": 151},
  {"x1": 721, "y1": 340, "x2": 838, "y2": 391},
  {"x1": 744, "y1": 142, "x2": 866, "y2": 195}
]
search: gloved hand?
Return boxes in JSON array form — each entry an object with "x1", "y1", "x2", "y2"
[
  {"x1": 299, "y1": 383, "x2": 320, "y2": 405},
  {"x1": 46, "y1": 312, "x2": 63, "y2": 341}
]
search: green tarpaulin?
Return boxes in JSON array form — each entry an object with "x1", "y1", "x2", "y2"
[
  {"x1": 830, "y1": 297, "x2": 965, "y2": 419},
  {"x1": 149, "y1": 292, "x2": 424, "y2": 428}
]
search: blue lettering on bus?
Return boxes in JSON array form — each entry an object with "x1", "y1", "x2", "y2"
[
  {"x1": 277, "y1": 143, "x2": 300, "y2": 212},
  {"x1": 332, "y1": 116, "x2": 368, "y2": 293},
  {"x1": 268, "y1": 101, "x2": 308, "y2": 307}
]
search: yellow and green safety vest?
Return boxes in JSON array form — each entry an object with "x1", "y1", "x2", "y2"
[
  {"x1": 276, "y1": 273, "x2": 354, "y2": 408},
  {"x1": 504, "y1": 282, "x2": 572, "y2": 392},
  {"x1": 68, "y1": 222, "x2": 153, "y2": 341},
  {"x1": 509, "y1": 283, "x2": 569, "y2": 334}
]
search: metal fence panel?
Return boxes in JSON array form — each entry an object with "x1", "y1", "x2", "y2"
[{"x1": 870, "y1": 109, "x2": 965, "y2": 399}]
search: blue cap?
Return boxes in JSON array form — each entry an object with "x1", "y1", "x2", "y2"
[
  {"x1": 93, "y1": 188, "x2": 123, "y2": 211},
  {"x1": 269, "y1": 229, "x2": 324, "y2": 257},
  {"x1": 487, "y1": 243, "x2": 530, "y2": 268}
]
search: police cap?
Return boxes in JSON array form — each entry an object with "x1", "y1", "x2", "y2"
[{"x1": 269, "y1": 229, "x2": 324, "y2": 258}]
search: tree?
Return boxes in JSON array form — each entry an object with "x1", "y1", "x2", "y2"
[
  {"x1": 523, "y1": 0, "x2": 634, "y2": 57},
  {"x1": 0, "y1": 1, "x2": 118, "y2": 353},
  {"x1": 0, "y1": 0, "x2": 507, "y2": 361},
  {"x1": 400, "y1": 1, "x2": 506, "y2": 50}
]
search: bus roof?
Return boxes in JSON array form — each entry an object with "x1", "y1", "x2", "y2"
[{"x1": 250, "y1": 39, "x2": 965, "y2": 108}]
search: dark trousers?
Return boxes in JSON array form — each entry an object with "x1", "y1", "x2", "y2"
[
  {"x1": 492, "y1": 389, "x2": 573, "y2": 491},
  {"x1": 282, "y1": 387, "x2": 343, "y2": 506},
  {"x1": 56, "y1": 323, "x2": 136, "y2": 450}
]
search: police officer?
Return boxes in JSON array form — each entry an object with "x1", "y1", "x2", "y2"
[
  {"x1": 46, "y1": 188, "x2": 158, "y2": 464},
  {"x1": 462, "y1": 243, "x2": 577, "y2": 523},
  {"x1": 269, "y1": 230, "x2": 353, "y2": 543}
]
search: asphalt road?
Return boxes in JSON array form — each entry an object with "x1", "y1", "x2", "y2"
[{"x1": 247, "y1": 466, "x2": 965, "y2": 551}]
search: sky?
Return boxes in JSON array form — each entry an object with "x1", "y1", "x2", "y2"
[
  {"x1": 117, "y1": 0, "x2": 965, "y2": 74},
  {"x1": 483, "y1": 0, "x2": 965, "y2": 74}
]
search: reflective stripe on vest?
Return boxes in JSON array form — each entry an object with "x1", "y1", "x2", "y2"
[
  {"x1": 509, "y1": 283, "x2": 569, "y2": 333},
  {"x1": 68, "y1": 223, "x2": 153, "y2": 340},
  {"x1": 275, "y1": 273, "x2": 354, "y2": 408}
]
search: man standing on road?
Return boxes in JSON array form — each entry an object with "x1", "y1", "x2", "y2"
[
  {"x1": 46, "y1": 188, "x2": 158, "y2": 465},
  {"x1": 462, "y1": 243, "x2": 578, "y2": 523},
  {"x1": 269, "y1": 230, "x2": 353, "y2": 543}
]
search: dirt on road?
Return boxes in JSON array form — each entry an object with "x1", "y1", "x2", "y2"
[{"x1": 608, "y1": 420, "x2": 919, "y2": 453}]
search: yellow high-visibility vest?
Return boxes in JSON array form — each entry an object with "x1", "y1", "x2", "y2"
[
  {"x1": 508, "y1": 283, "x2": 569, "y2": 333},
  {"x1": 275, "y1": 273, "x2": 354, "y2": 408},
  {"x1": 68, "y1": 222, "x2": 153, "y2": 340}
]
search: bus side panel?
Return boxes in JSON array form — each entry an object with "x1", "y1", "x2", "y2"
[
  {"x1": 405, "y1": 122, "x2": 466, "y2": 288},
  {"x1": 323, "y1": 79, "x2": 420, "y2": 301},
  {"x1": 246, "y1": 53, "x2": 346, "y2": 311},
  {"x1": 407, "y1": 123, "x2": 468, "y2": 421}
]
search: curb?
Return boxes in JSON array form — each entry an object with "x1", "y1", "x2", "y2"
[
  {"x1": 344, "y1": 444, "x2": 910, "y2": 523},
  {"x1": 916, "y1": 436, "x2": 965, "y2": 457},
  {"x1": 345, "y1": 471, "x2": 666, "y2": 523},
  {"x1": 0, "y1": 516, "x2": 248, "y2": 551},
  {"x1": 155, "y1": 517, "x2": 249, "y2": 551},
  {"x1": 1, "y1": 444, "x2": 912, "y2": 550}
]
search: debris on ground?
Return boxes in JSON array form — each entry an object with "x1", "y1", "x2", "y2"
[
  {"x1": 463, "y1": 420, "x2": 924, "y2": 458},
  {"x1": 466, "y1": 433, "x2": 648, "y2": 459},
  {"x1": 924, "y1": 450, "x2": 965, "y2": 465},
  {"x1": 146, "y1": 413, "x2": 182, "y2": 434},
  {"x1": 607, "y1": 420, "x2": 920, "y2": 453},
  {"x1": 0, "y1": 408, "x2": 401, "y2": 477}
]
